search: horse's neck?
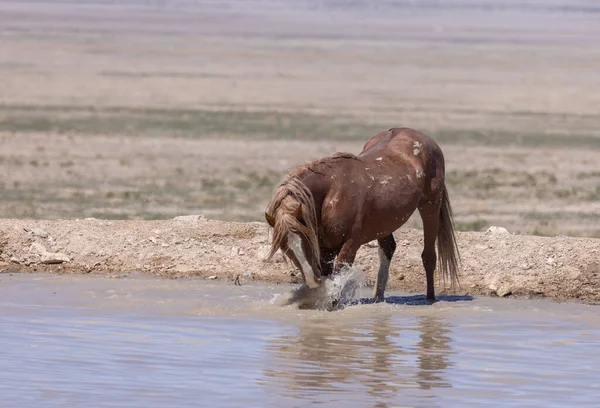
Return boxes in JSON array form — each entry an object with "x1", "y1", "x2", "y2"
[{"x1": 299, "y1": 172, "x2": 329, "y2": 214}]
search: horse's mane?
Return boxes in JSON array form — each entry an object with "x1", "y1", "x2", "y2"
[
  {"x1": 264, "y1": 152, "x2": 360, "y2": 268},
  {"x1": 290, "y1": 152, "x2": 361, "y2": 178}
]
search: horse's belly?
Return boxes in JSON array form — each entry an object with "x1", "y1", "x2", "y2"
[{"x1": 362, "y1": 183, "x2": 421, "y2": 240}]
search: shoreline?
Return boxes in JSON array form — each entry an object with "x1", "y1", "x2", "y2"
[{"x1": 1, "y1": 217, "x2": 598, "y2": 304}]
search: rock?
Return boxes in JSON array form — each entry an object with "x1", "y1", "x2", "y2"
[
  {"x1": 28, "y1": 242, "x2": 69, "y2": 264},
  {"x1": 546, "y1": 257, "x2": 555, "y2": 265},
  {"x1": 486, "y1": 226, "x2": 509, "y2": 236},
  {"x1": 207, "y1": 275, "x2": 217, "y2": 280},
  {"x1": 40, "y1": 252, "x2": 70, "y2": 264},
  {"x1": 497, "y1": 285, "x2": 512, "y2": 297},
  {"x1": 397, "y1": 273, "x2": 405, "y2": 281},
  {"x1": 30, "y1": 242, "x2": 48, "y2": 255},
  {"x1": 173, "y1": 214, "x2": 207, "y2": 222},
  {"x1": 24, "y1": 228, "x2": 49, "y2": 238},
  {"x1": 521, "y1": 263, "x2": 532, "y2": 270},
  {"x1": 21, "y1": 253, "x2": 41, "y2": 265}
]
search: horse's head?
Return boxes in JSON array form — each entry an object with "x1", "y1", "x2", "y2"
[{"x1": 266, "y1": 190, "x2": 322, "y2": 288}]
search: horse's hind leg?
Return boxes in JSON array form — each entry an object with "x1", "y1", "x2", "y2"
[
  {"x1": 373, "y1": 234, "x2": 396, "y2": 301},
  {"x1": 418, "y1": 199, "x2": 442, "y2": 301}
]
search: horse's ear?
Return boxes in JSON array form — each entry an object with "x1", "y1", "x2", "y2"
[{"x1": 265, "y1": 212, "x2": 275, "y2": 227}]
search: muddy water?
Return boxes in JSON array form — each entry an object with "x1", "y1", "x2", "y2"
[{"x1": 1, "y1": 274, "x2": 599, "y2": 407}]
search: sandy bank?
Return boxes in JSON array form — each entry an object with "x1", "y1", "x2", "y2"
[{"x1": 0, "y1": 217, "x2": 598, "y2": 304}]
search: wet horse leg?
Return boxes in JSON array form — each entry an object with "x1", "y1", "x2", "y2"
[
  {"x1": 373, "y1": 234, "x2": 396, "y2": 301},
  {"x1": 319, "y1": 248, "x2": 336, "y2": 277},
  {"x1": 332, "y1": 239, "x2": 360, "y2": 274},
  {"x1": 418, "y1": 199, "x2": 441, "y2": 301}
]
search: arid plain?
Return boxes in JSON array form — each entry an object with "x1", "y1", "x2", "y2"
[{"x1": 1, "y1": 0, "x2": 599, "y2": 238}]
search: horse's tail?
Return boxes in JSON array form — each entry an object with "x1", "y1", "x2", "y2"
[
  {"x1": 264, "y1": 176, "x2": 320, "y2": 266},
  {"x1": 437, "y1": 185, "x2": 461, "y2": 288}
]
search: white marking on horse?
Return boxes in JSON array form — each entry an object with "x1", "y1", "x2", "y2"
[
  {"x1": 413, "y1": 141, "x2": 422, "y2": 156},
  {"x1": 287, "y1": 232, "x2": 319, "y2": 288},
  {"x1": 416, "y1": 169, "x2": 424, "y2": 179},
  {"x1": 374, "y1": 246, "x2": 391, "y2": 298},
  {"x1": 380, "y1": 175, "x2": 392, "y2": 185}
]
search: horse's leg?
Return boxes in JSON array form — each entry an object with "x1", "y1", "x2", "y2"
[
  {"x1": 418, "y1": 199, "x2": 442, "y2": 301},
  {"x1": 332, "y1": 239, "x2": 360, "y2": 274},
  {"x1": 373, "y1": 234, "x2": 396, "y2": 301},
  {"x1": 319, "y1": 248, "x2": 336, "y2": 277}
]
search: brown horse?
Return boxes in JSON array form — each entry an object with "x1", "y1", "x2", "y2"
[{"x1": 265, "y1": 127, "x2": 460, "y2": 301}]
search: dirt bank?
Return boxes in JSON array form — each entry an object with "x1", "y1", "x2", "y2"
[{"x1": 1, "y1": 216, "x2": 598, "y2": 304}]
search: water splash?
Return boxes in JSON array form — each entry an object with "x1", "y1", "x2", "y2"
[{"x1": 272, "y1": 265, "x2": 366, "y2": 311}]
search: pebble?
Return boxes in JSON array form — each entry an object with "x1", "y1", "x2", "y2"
[
  {"x1": 496, "y1": 286, "x2": 512, "y2": 297},
  {"x1": 40, "y1": 252, "x2": 70, "y2": 264},
  {"x1": 485, "y1": 226, "x2": 510, "y2": 236},
  {"x1": 25, "y1": 228, "x2": 49, "y2": 238}
]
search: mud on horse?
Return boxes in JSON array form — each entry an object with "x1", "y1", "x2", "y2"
[{"x1": 265, "y1": 128, "x2": 460, "y2": 301}]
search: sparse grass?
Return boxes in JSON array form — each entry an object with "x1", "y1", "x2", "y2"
[
  {"x1": 1, "y1": 104, "x2": 599, "y2": 148},
  {"x1": 455, "y1": 219, "x2": 488, "y2": 232},
  {"x1": 535, "y1": 185, "x2": 600, "y2": 201},
  {"x1": 447, "y1": 169, "x2": 559, "y2": 198},
  {"x1": 576, "y1": 171, "x2": 600, "y2": 180}
]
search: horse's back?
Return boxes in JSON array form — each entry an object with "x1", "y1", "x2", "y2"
[{"x1": 362, "y1": 127, "x2": 441, "y2": 156}]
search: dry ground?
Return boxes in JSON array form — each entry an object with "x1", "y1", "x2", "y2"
[{"x1": 0, "y1": 3, "x2": 599, "y2": 237}]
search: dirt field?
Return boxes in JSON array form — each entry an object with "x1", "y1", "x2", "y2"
[{"x1": 0, "y1": 1, "x2": 598, "y2": 297}]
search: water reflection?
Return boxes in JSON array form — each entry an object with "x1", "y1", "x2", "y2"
[{"x1": 264, "y1": 312, "x2": 454, "y2": 403}]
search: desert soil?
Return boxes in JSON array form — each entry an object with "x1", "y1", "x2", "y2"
[
  {"x1": 1, "y1": 216, "x2": 599, "y2": 304},
  {"x1": 1, "y1": 0, "x2": 600, "y2": 237}
]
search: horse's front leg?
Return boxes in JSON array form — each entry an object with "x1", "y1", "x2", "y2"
[
  {"x1": 319, "y1": 247, "x2": 337, "y2": 277},
  {"x1": 332, "y1": 239, "x2": 360, "y2": 274}
]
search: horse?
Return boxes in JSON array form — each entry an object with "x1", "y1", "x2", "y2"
[{"x1": 265, "y1": 127, "x2": 460, "y2": 301}]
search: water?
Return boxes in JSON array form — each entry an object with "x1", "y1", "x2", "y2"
[{"x1": 1, "y1": 273, "x2": 599, "y2": 407}]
